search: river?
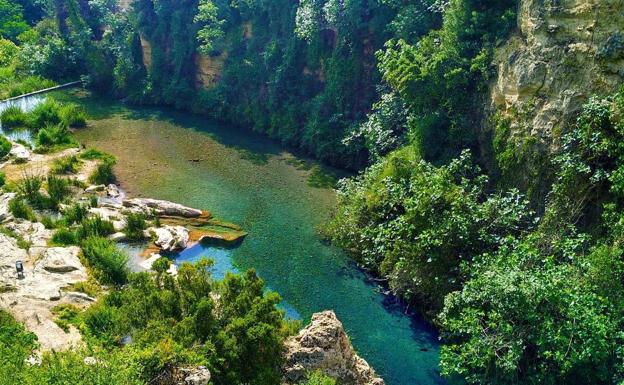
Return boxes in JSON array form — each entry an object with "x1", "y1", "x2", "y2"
[{"x1": 3, "y1": 90, "x2": 445, "y2": 385}]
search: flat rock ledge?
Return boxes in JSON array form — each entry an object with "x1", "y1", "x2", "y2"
[
  {"x1": 283, "y1": 311, "x2": 385, "y2": 385},
  {"x1": 123, "y1": 198, "x2": 204, "y2": 218}
]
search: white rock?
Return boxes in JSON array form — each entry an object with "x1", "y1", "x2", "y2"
[
  {"x1": 151, "y1": 226, "x2": 189, "y2": 252},
  {"x1": 182, "y1": 366, "x2": 211, "y2": 385},
  {"x1": 37, "y1": 247, "x2": 83, "y2": 273},
  {"x1": 85, "y1": 185, "x2": 105, "y2": 193},
  {"x1": 64, "y1": 291, "x2": 96, "y2": 303},
  {"x1": 123, "y1": 198, "x2": 202, "y2": 218},
  {"x1": 10, "y1": 143, "x2": 31, "y2": 161},
  {"x1": 139, "y1": 253, "x2": 162, "y2": 270},
  {"x1": 109, "y1": 232, "x2": 127, "y2": 242},
  {"x1": 283, "y1": 311, "x2": 385, "y2": 385},
  {"x1": 106, "y1": 184, "x2": 120, "y2": 198}
]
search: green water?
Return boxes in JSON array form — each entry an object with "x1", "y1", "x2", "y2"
[{"x1": 62, "y1": 91, "x2": 444, "y2": 385}]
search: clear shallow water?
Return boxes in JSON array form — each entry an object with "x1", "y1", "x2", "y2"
[
  {"x1": 52, "y1": 90, "x2": 446, "y2": 385},
  {"x1": 0, "y1": 95, "x2": 45, "y2": 145}
]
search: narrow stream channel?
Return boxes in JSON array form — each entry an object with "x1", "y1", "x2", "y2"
[{"x1": 3, "y1": 90, "x2": 445, "y2": 385}]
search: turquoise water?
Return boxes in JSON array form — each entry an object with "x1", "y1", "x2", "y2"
[{"x1": 57, "y1": 91, "x2": 444, "y2": 385}]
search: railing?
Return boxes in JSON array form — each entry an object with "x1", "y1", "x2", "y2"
[{"x1": 0, "y1": 81, "x2": 82, "y2": 103}]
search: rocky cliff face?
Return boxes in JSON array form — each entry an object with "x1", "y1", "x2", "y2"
[
  {"x1": 140, "y1": 34, "x2": 152, "y2": 70},
  {"x1": 195, "y1": 53, "x2": 226, "y2": 89},
  {"x1": 491, "y1": 0, "x2": 624, "y2": 150},
  {"x1": 283, "y1": 311, "x2": 385, "y2": 385}
]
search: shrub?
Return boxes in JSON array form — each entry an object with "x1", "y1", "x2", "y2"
[
  {"x1": 124, "y1": 212, "x2": 147, "y2": 241},
  {"x1": 0, "y1": 135, "x2": 12, "y2": 158},
  {"x1": 62, "y1": 203, "x2": 89, "y2": 225},
  {"x1": 51, "y1": 304, "x2": 80, "y2": 332},
  {"x1": 301, "y1": 372, "x2": 337, "y2": 385},
  {"x1": 324, "y1": 149, "x2": 535, "y2": 315},
  {"x1": 8, "y1": 198, "x2": 34, "y2": 221},
  {"x1": 0, "y1": 172, "x2": 5, "y2": 188},
  {"x1": 16, "y1": 173, "x2": 46, "y2": 208},
  {"x1": 0, "y1": 105, "x2": 27, "y2": 128},
  {"x1": 40, "y1": 215, "x2": 57, "y2": 229},
  {"x1": 51, "y1": 155, "x2": 81, "y2": 174},
  {"x1": 81, "y1": 236, "x2": 128, "y2": 285},
  {"x1": 76, "y1": 216, "x2": 115, "y2": 240},
  {"x1": 46, "y1": 175, "x2": 71, "y2": 209},
  {"x1": 89, "y1": 159, "x2": 116, "y2": 185},
  {"x1": 51, "y1": 227, "x2": 78, "y2": 245}
]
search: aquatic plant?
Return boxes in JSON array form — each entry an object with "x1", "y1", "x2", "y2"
[
  {"x1": 35, "y1": 124, "x2": 78, "y2": 150},
  {"x1": 89, "y1": 159, "x2": 116, "y2": 185},
  {"x1": 0, "y1": 105, "x2": 27, "y2": 128}
]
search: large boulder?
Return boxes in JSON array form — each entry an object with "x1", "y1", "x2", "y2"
[
  {"x1": 9, "y1": 142, "x2": 30, "y2": 162},
  {"x1": 37, "y1": 247, "x2": 83, "y2": 273},
  {"x1": 283, "y1": 311, "x2": 385, "y2": 385},
  {"x1": 150, "y1": 226, "x2": 189, "y2": 252},
  {"x1": 123, "y1": 198, "x2": 202, "y2": 218}
]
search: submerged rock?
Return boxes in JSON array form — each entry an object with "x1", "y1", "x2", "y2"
[
  {"x1": 123, "y1": 198, "x2": 203, "y2": 218},
  {"x1": 283, "y1": 311, "x2": 385, "y2": 385}
]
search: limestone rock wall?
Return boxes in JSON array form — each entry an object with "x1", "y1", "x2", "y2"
[
  {"x1": 195, "y1": 53, "x2": 226, "y2": 89},
  {"x1": 283, "y1": 311, "x2": 385, "y2": 385},
  {"x1": 491, "y1": 0, "x2": 624, "y2": 149},
  {"x1": 140, "y1": 34, "x2": 152, "y2": 70}
]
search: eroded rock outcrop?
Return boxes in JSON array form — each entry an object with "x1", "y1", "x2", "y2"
[
  {"x1": 492, "y1": 0, "x2": 624, "y2": 147},
  {"x1": 150, "y1": 225, "x2": 190, "y2": 252},
  {"x1": 283, "y1": 311, "x2": 385, "y2": 385}
]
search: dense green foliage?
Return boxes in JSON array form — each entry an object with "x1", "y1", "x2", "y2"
[
  {"x1": 0, "y1": 260, "x2": 298, "y2": 385},
  {"x1": 329, "y1": 90, "x2": 624, "y2": 384},
  {"x1": 325, "y1": 147, "x2": 534, "y2": 315}
]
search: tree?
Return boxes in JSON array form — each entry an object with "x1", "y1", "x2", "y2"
[
  {"x1": 439, "y1": 232, "x2": 624, "y2": 385},
  {"x1": 194, "y1": 0, "x2": 223, "y2": 55},
  {"x1": 0, "y1": 0, "x2": 29, "y2": 41}
]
